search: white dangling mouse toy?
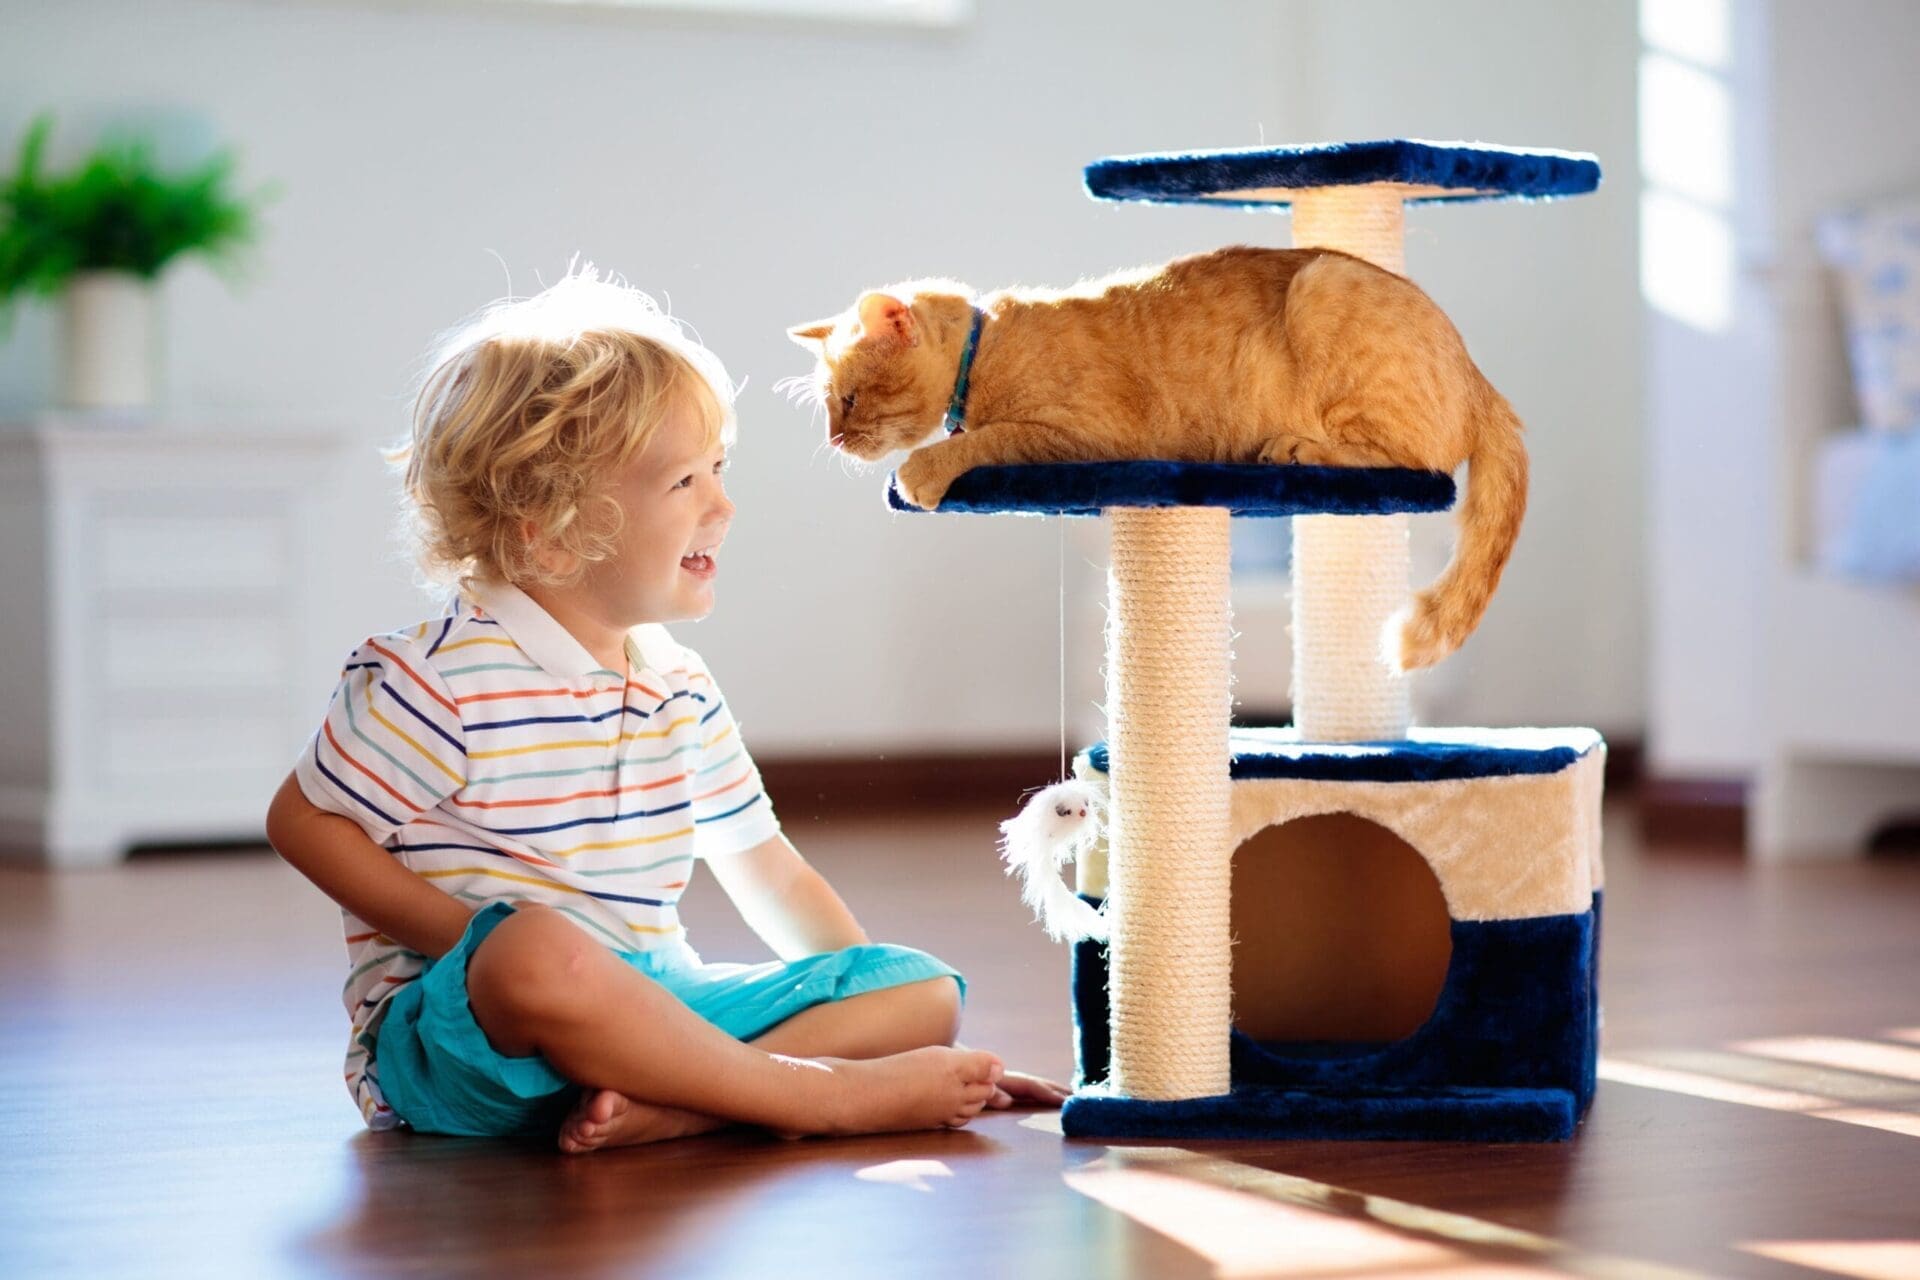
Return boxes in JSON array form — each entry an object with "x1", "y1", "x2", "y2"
[{"x1": 998, "y1": 779, "x2": 1108, "y2": 943}]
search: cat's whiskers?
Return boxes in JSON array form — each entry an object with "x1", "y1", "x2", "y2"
[
  {"x1": 809, "y1": 435, "x2": 842, "y2": 468},
  {"x1": 772, "y1": 373, "x2": 825, "y2": 410}
]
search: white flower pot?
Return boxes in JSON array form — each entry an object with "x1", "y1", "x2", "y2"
[{"x1": 61, "y1": 271, "x2": 158, "y2": 413}]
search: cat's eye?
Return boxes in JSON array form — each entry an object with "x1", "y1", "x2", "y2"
[{"x1": 840, "y1": 392, "x2": 857, "y2": 416}]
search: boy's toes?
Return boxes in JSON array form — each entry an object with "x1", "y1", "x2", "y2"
[
  {"x1": 557, "y1": 1088, "x2": 626, "y2": 1154},
  {"x1": 956, "y1": 1050, "x2": 1003, "y2": 1085}
]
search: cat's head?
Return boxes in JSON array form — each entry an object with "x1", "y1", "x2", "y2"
[{"x1": 786, "y1": 285, "x2": 971, "y2": 461}]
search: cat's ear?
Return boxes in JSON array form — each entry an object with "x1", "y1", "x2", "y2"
[
  {"x1": 856, "y1": 292, "x2": 918, "y2": 348},
  {"x1": 787, "y1": 320, "x2": 836, "y2": 347}
]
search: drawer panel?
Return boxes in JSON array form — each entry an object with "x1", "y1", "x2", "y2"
[
  {"x1": 97, "y1": 513, "x2": 289, "y2": 594},
  {"x1": 102, "y1": 615, "x2": 289, "y2": 691},
  {"x1": 105, "y1": 713, "x2": 289, "y2": 780}
]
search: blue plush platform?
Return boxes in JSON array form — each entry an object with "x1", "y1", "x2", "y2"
[
  {"x1": 1084, "y1": 726, "x2": 1603, "y2": 784},
  {"x1": 1062, "y1": 1084, "x2": 1577, "y2": 1143},
  {"x1": 886, "y1": 461, "x2": 1454, "y2": 518},
  {"x1": 1067, "y1": 727, "x2": 1603, "y2": 1143},
  {"x1": 1085, "y1": 139, "x2": 1602, "y2": 210},
  {"x1": 1066, "y1": 899, "x2": 1601, "y2": 1144}
]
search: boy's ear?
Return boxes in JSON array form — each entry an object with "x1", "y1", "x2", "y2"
[
  {"x1": 787, "y1": 319, "x2": 835, "y2": 347},
  {"x1": 856, "y1": 292, "x2": 917, "y2": 347}
]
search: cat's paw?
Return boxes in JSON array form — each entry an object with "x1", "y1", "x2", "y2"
[
  {"x1": 894, "y1": 452, "x2": 954, "y2": 510},
  {"x1": 1259, "y1": 437, "x2": 1334, "y2": 466}
]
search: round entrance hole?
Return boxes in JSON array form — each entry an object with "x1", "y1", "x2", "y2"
[{"x1": 1230, "y1": 812, "x2": 1452, "y2": 1047}]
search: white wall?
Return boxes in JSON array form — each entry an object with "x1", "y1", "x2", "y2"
[{"x1": 1, "y1": 0, "x2": 1642, "y2": 757}]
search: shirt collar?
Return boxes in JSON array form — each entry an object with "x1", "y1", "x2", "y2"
[
  {"x1": 464, "y1": 578, "x2": 682, "y2": 679},
  {"x1": 628, "y1": 623, "x2": 684, "y2": 678}
]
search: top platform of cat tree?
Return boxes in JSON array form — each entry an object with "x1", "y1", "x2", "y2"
[
  {"x1": 1083, "y1": 139, "x2": 1601, "y2": 211},
  {"x1": 885, "y1": 460, "x2": 1455, "y2": 518}
]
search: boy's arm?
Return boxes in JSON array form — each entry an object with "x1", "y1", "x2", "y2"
[
  {"x1": 266, "y1": 771, "x2": 473, "y2": 960},
  {"x1": 706, "y1": 833, "x2": 868, "y2": 960}
]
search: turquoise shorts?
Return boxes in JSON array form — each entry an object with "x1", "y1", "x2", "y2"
[{"x1": 374, "y1": 901, "x2": 965, "y2": 1138}]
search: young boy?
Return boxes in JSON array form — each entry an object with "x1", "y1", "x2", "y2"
[{"x1": 265, "y1": 272, "x2": 1067, "y2": 1153}]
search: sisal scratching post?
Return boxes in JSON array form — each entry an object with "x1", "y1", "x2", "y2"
[
  {"x1": 1289, "y1": 187, "x2": 1412, "y2": 742},
  {"x1": 1103, "y1": 506, "x2": 1233, "y2": 1100}
]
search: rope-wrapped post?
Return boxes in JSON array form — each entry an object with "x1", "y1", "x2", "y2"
[
  {"x1": 1103, "y1": 506, "x2": 1233, "y2": 1100},
  {"x1": 1289, "y1": 186, "x2": 1413, "y2": 742}
]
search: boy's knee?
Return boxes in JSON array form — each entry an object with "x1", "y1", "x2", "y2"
[
  {"x1": 467, "y1": 904, "x2": 601, "y2": 1022},
  {"x1": 901, "y1": 975, "x2": 963, "y2": 1047}
]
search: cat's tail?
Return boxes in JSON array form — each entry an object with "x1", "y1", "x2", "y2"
[{"x1": 1390, "y1": 385, "x2": 1529, "y2": 671}]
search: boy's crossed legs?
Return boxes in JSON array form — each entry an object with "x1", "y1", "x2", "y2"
[
  {"x1": 464, "y1": 905, "x2": 1002, "y2": 1154},
  {"x1": 558, "y1": 980, "x2": 967, "y2": 1153}
]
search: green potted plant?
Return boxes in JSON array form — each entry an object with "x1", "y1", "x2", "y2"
[{"x1": 0, "y1": 115, "x2": 272, "y2": 413}]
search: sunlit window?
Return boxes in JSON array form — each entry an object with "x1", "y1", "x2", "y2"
[
  {"x1": 1640, "y1": 0, "x2": 1729, "y2": 68},
  {"x1": 1639, "y1": 0, "x2": 1736, "y2": 333},
  {"x1": 1641, "y1": 189, "x2": 1735, "y2": 331}
]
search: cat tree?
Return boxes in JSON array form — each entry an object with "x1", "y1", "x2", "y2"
[{"x1": 894, "y1": 140, "x2": 1606, "y2": 1141}]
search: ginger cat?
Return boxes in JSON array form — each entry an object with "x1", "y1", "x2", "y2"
[{"x1": 786, "y1": 246, "x2": 1527, "y2": 671}]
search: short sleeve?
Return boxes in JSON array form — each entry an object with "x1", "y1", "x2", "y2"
[
  {"x1": 685, "y1": 655, "x2": 781, "y2": 859},
  {"x1": 294, "y1": 634, "x2": 468, "y2": 845}
]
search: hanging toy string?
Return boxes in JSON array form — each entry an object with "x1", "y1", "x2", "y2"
[
  {"x1": 1058, "y1": 519, "x2": 1067, "y2": 781},
  {"x1": 995, "y1": 517, "x2": 1108, "y2": 944}
]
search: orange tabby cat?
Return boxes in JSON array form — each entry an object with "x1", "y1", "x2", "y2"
[{"x1": 786, "y1": 246, "x2": 1527, "y2": 671}]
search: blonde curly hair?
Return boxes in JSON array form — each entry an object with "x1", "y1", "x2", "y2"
[{"x1": 394, "y1": 266, "x2": 735, "y2": 592}]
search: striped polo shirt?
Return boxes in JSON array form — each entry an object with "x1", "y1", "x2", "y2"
[{"x1": 293, "y1": 578, "x2": 780, "y2": 1129}]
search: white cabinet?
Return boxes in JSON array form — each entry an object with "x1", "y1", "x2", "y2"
[{"x1": 0, "y1": 420, "x2": 347, "y2": 866}]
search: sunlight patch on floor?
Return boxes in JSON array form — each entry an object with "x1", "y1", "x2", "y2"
[
  {"x1": 1599, "y1": 1056, "x2": 1920, "y2": 1139},
  {"x1": 1062, "y1": 1146, "x2": 1707, "y2": 1279},
  {"x1": 1616, "y1": 1047, "x2": 1920, "y2": 1107},
  {"x1": 853, "y1": 1159, "x2": 953, "y2": 1193},
  {"x1": 1741, "y1": 1240, "x2": 1920, "y2": 1280},
  {"x1": 1731, "y1": 1037, "x2": 1920, "y2": 1085}
]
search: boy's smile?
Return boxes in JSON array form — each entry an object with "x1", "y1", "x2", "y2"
[
  {"x1": 534, "y1": 398, "x2": 735, "y2": 670},
  {"x1": 616, "y1": 399, "x2": 735, "y2": 624}
]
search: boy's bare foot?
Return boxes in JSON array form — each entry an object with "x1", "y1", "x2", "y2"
[
  {"x1": 815, "y1": 1046, "x2": 1003, "y2": 1135},
  {"x1": 557, "y1": 1088, "x2": 727, "y2": 1155},
  {"x1": 558, "y1": 1047, "x2": 1002, "y2": 1151}
]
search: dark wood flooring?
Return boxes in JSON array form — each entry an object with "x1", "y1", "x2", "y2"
[{"x1": 3, "y1": 800, "x2": 1918, "y2": 1279}]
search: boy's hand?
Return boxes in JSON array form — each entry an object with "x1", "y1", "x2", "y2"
[{"x1": 987, "y1": 1069, "x2": 1073, "y2": 1110}]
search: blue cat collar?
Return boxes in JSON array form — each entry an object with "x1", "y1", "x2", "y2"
[{"x1": 942, "y1": 306, "x2": 988, "y2": 436}]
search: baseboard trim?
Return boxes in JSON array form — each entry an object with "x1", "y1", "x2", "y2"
[
  {"x1": 756, "y1": 750, "x2": 1063, "y2": 821},
  {"x1": 760, "y1": 733, "x2": 1651, "y2": 821},
  {"x1": 1637, "y1": 775, "x2": 1748, "y2": 846}
]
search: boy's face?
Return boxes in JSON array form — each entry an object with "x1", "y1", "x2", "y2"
[{"x1": 584, "y1": 398, "x2": 734, "y2": 626}]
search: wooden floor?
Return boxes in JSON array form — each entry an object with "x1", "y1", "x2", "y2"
[{"x1": 3, "y1": 800, "x2": 1919, "y2": 1279}]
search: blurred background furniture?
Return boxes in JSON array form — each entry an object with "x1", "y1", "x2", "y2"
[
  {"x1": 1752, "y1": 193, "x2": 1920, "y2": 858},
  {"x1": 0, "y1": 419, "x2": 346, "y2": 866}
]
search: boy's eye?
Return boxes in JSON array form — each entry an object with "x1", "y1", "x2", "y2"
[{"x1": 673, "y1": 475, "x2": 694, "y2": 490}]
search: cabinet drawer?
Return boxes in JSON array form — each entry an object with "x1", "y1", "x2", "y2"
[
  {"x1": 97, "y1": 512, "x2": 289, "y2": 594},
  {"x1": 105, "y1": 713, "x2": 289, "y2": 780},
  {"x1": 102, "y1": 614, "x2": 289, "y2": 692}
]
